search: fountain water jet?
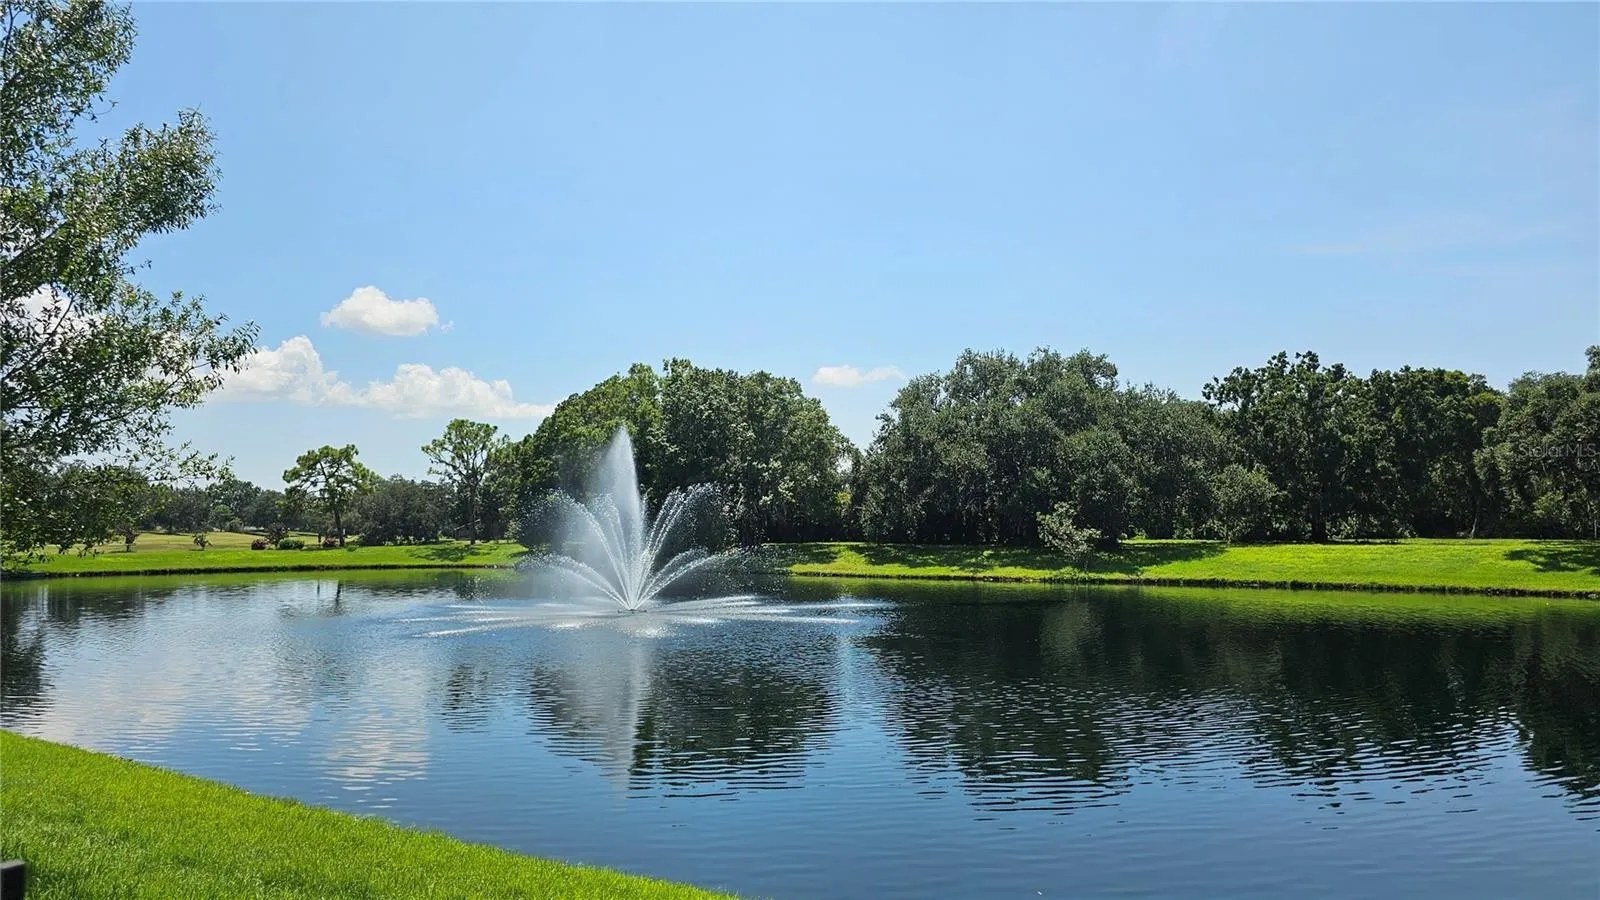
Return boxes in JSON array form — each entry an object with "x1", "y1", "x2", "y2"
[{"x1": 535, "y1": 426, "x2": 733, "y2": 612}]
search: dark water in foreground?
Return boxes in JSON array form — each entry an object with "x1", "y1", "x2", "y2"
[{"x1": 3, "y1": 573, "x2": 1598, "y2": 899}]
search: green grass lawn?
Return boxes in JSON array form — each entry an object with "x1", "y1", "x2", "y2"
[
  {"x1": 0, "y1": 732, "x2": 729, "y2": 899},
  {"x1": 773, "y1": 539, "x2": 1600, "y2": 596},
  {"x1": 6, "y1": 531, "x2": 527, "y2": 577}
]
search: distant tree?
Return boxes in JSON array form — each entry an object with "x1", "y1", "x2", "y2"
[
  {"x1": 1204, "y1": 351, "x2": 1368, "y2": 542},
  {"x1": 503, "y1": 359, "x2": 849, "y2": 545},
  {"x1": 1203, "y1": 463, "x2": 1282, "y2": 543},
  {"x1": 1036, "y1": 501, "x2": 1098, "y2": 566},
  {"x1": 501, "y1": 363, "x2": 664, "y2": 502},
  {"x1": 1059, "y1": 427, "x2": 1137, "y2": 547},
  {"x1": 423, "y1": 419, "x2": 507, "y2": 544},
  {"x1": 0, "y1": 0, "x2": 257, "y2": 557},
  {"x1": 282, "y1": 445, "x2": 377, "y2": 545},
  {"x1": 207, "y1": 476, "x2": 270, "y2": 527},
  {"x1": 34, "y1": 463, "x2": 158, "y2": 553},
  {"x1": 1477, "y1": 347, "x2": 1600, "y2": 538},
  {"x1": 1117, "y1": 388, "x2": 1229, "y2": 539},
  {"x1": 275, "y1": 488, "x2": 314, "y2": 533},
  {"x1": 355, "y1": 476, "x2": 449, "y2": 545},
  {"x1": 657, "y1": 359, "x2": 850, "y2": 543},
  {"x1": 1365, "y1": 367, "x2": 1501, "y2": 537},
  {"x1": 147, "y1": 485, "x2": 209, "y2": 532},
  {"x1": 241, "y1": 487, "x2": 285, "y2": 530},
  {"x1": 856, "y1": 347, "x2": 1128, "y2": 546},
  {"x1": 207, "y1": 503, "x2": 234, "y2": 531}
]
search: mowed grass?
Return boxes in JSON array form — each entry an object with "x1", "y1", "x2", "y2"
[
  {"x1": 774, "y1": 539, "x2": 1600, "y2": 595},
  {"x1": 7, "y1": 531, "x2": 527, "y2": 577},
  {"x1": 0, "y1": 732, "x2": 730, "y2": 900}
]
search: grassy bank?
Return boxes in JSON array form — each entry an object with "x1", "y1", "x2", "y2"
[
  {"x1": 5, "y1": 531, "x2": 527, "y2": 578},
  {"x1": 775, "y1": 539, "x2": 1600, "y2": 597},
  {"x1": 0, "y1": 732, "x2": 728, "y2": 899}
]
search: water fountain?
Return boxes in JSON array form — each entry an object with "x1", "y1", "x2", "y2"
[
  {"x1": 537, "y1": 427, "x2": 730, "y2": 612},
  {"x1": 407, "y1": 426, "x2": 875, "y2": 637}
]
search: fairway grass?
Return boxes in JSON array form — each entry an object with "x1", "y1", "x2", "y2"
[
  {"x1": 0, "y1": 732, "x2": 730, "y2": 900},
  {"x1": 5, "y1": 531, "x2": 527, "y2": 578},
  {"x1": 11, "y1": 533, "x2": 1596, "y2": 597},
  {"x1": 774, "y1": 539, "x2": 1600, "y2": 597}
]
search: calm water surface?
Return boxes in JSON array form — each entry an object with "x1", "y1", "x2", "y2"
[{"x1": 3, "y1": 573, "x2": 1598, "y2": 899}]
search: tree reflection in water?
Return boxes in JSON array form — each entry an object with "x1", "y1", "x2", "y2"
[{"x1": 858, "y1": 582, "x2": 1600, "y2": 817}]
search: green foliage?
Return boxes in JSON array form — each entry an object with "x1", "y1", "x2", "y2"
[
  {"x1": 0, "y1": 0, "x2": 257, "y2": 557},
  {"x1": 1035, "y1": 502, "x2": 1098, "y2": 565},
  {"x1": 1119, "y1": 387, "x2": 1229, "y2": 539},
  {"x1": 1204, "y1": 463, "x2": 1281, "y2": 543},
  {"x1": 422, "y1": 419, "x2": 507, "y2": 544},
  {"x1": 1204, "y1": 351, "x2": 1368, "y2": 542},
  {"x1": 657, "y1": 359, "x2": 849, "y2": 543},
  {"x1": 282, "y1": 445, "x2": 377, "y2": 545},
  {"x1": 275, "y1": 537, "x2": 305, "y2": 550},
  {"x1": 1475, "y1": 349, "x2": 1600, "y2": 539},
  {"x1": 207, "y1": 503, "x2": 234, "y2": 531},
  {"x1": 1060, "y1": 427, "x2": 1137, "y2": 546},
  {"x1": 503, "y1": 363, "x2": 664, "y2": 500},
  {"x1": 1365, "y1": 367, "x2": 1501, "y2": 536},
  {"x1": 856, "y1": 348, "x2": 1216, "y2": 546},
  {"x1": 504, "y1": 359, "x2": 848, "y2": 546},
  {"x1": 22, "y1": 463, "x2": 160, "y2": 554},
  {"x1": 0, "y1": 732, "x2": 727, "y2": 899},
  {"x1": 854, "y1": 345, "x2": 1600, "y2": 546},
  {"x1": 356, "y1": 476, "x2": 449, "y2": 545},
  {"x1": 147, "y1": 484, "x2": 209, "y2": 532}
]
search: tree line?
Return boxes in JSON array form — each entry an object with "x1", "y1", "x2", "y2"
[
  {"x1": 856, "y1": 346, "x2": 1599, "y2": 549},
  {"x1": 18, "y1": 421, "x2": 517, "y2": 552},
  {"x1": 10, "y1": 344, "x2": 1599, "y2": 556}
]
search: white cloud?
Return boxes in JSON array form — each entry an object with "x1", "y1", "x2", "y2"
[
  {"x1": 217, "y1": 336, "x2": 551, "y2": 420},
  {"x1": 17, "y1": 285, "x2": 58, "y2": 317},
  {"x1": 12, "y1": 286, "x2": 93, "y2": 337},
  {"x1": 812, "y1": 364, "x2": 907, "y2": 388},
  {"x1": 320, "y1": 286, "x2": 441, "y2": 337},
  {"x1": 352, "y1": 363, "x2": 553, "y2": 420},
  {"x1": 216, "y1": 335, "x2": 348, "y2": 404}
]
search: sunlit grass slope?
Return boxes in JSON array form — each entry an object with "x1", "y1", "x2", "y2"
[
  {"x1": 7, "y1": 531, "x2": 525, "y2": 577},
  {"x1": 0, "y1": 732, "x2": 729, "y2": 899},
  {"x1": 775, "y1": 539, "x2": 1600, "y2": 596}
]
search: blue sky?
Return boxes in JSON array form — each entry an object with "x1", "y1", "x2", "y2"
[{"x1": 107, "y1": 2, "x2": 1597, "y2": 486}]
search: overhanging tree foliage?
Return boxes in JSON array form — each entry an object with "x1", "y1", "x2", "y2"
[{"x1": 1, "y1": 0, "x2": 256, "y2": 556}]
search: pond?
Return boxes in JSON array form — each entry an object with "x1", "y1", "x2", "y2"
[{"x1": 3, "y1": 572, "x2": 1598, "y2": 899}]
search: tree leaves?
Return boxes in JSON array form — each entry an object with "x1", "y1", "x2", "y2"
[
  {"x1": 1, "y1": 0, "x2": 256, "y2": 556},
  {"x1": 282, "y1": 445, "x2": 377, "y2": 544},
  {"x1": 423, "y1": 419, "x2": 507, "y2": 544}
]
